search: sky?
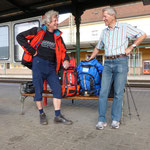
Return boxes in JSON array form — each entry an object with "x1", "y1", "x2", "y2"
[{"x1": 58, "y1": 13, "x2": 71, "y2": 23}]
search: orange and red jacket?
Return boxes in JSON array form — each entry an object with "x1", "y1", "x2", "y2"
[{"x1": 17, "y1": 26, "x2": 68, "y2": 73}]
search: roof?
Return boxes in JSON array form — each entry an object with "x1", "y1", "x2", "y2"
[
  {"x1": 0, "y1": 0, "x2": 142, "y2": 23},
  {"x1": 59, "y1": 2, "x2": 150, "y2": 27}
]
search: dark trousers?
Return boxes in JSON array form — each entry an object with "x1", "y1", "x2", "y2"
[{"x1": 32, "y1": 56, "x2": 62, "y2": 101}]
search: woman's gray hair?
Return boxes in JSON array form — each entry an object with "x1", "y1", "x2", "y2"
[
  {"x1": 43, "y1": 10, "x2": 59, "y2": 25},
  {"x1": 102, "y1": 7, "x2": 117, "y2": 18}
]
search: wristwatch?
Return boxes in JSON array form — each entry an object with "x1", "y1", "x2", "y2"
[{"x1": 132, "y1": 44, "x2": 137, "y2": 48}]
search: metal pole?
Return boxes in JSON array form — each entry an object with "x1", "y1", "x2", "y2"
[
  {"x1": 137, "y1": 47, "x2": 140, "y2": 75},
  {"x1": 72, "y1": 3, "x2": 83, "y2": 65},
  {"x1": 76, "y1": 23, "x2": 80, "y2": 65},
  {"x1": 75, "y1": 13, "x2": 81, "y2": 65},
  {"x1": 4, "y1": 63, "x2": 6, "y2": 75},
  {"x1": 133, "y1": 48, "x2": 136, "y2": 76}
]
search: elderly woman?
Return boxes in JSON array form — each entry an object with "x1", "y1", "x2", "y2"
[{"x1": 17, "y1": 10, "x2": 72, "y2": 125}]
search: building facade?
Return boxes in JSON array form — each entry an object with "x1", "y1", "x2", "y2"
[
  {"x1": 0, "y1": 2, "x2": 150, "y2": 76},
  {"x1": 59, "y1": 2, "x2": 150, "y2": 75}
]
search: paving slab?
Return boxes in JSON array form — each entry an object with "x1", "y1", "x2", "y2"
[{"x1": 0, "y1": 83, "x2": 150, "y2": 150}]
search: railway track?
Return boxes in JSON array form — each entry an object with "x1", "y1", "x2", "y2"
[
  {"x1": 0, "y1": 77, "x2": 32, "y2": 83},
  {"x1": 127, "y1": 80, "x2": 150, "y2": 88},
  {"x1": 0, "y1": 77, "x2": 150, "y2": 88}
]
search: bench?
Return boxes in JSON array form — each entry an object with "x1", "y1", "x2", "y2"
[
  {"x1": 20, "y1": 80, "x2": 126, "y2": 123},
  {"x1": 20, "y1": 89, "x2": 125, "y2": 124},
  {"x1": 20, "y1": 88, "x2": 114, "y2": 114}
]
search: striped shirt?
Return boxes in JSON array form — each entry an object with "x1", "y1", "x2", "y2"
[{"x1": 96, "y1": 22, "x2": 145, "y2": 56}]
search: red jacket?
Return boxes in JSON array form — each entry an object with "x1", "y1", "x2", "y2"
[{"x1": 17, "y1": 26, "x2": 68, "y2": 73}]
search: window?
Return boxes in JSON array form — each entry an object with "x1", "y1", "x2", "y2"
[
  {"x1": 6, "y1": 63, "x2": 10, "y2": 69},
  {"x1": 14, "y1": 20, "x2": 40, "y2": 62},
  {"x1": 0, "y1": 26, "x2": 9, "y2": 60},
  {"x1": 91, "y1": 30, "x2": 98, "y2": 36},
  {"x1": 1, "y1": 64, "x2": 4, "y2": 68},
  {"x1": 91, "y1": 30, "x2": 98, "y2": 40},
  {"x1": 144, "y1": 62, "x2": 149, "y2": 69},
  {"x1": 86, "y1": 54, "x2": 103, "y2": 64},
  {"x1": 129, "y1": 52, "x2": 142, "y2": 67}
]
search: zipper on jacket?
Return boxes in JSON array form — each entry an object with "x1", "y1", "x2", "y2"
[
  {"x1": 35, "y1": 30, "x2": 45, "y2": 50},
  {"x1": 56, "y1": 41, "x2": 60, "y2": 51}
]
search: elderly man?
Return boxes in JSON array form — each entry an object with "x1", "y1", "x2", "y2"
[
  {"x1": 17, "y1": 10, "x2": 73, "y2": 125},
  {"x1": 88, "y1": 7, "x2": 146, "y2": 129}
]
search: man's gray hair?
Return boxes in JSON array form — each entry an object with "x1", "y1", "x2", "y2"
[
  {"x1": 43, "y1": 10, "x2": 59, "y2": 25},
  {"x1": 102, "y1": 7, "x2": 117, "y2": 18}
]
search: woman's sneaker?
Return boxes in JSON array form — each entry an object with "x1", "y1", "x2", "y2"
[
  {"x1": 96, "y1": 122, "x2": 107, "y2": 130},
  {"x1": 111, "y1": 121, "x2": 120, "y2": 129}
]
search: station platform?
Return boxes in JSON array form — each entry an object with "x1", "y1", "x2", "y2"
[
  {"x1": 0, "y1": 82, "x2": 150, "y2": 150},
  {"x1": 127, "y1": 75, "x2": 150, "y2": 81}
]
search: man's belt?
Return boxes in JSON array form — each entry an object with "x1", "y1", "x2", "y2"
[{"x1": 105, "y1": 54, "x2": 127, "y2": 59}]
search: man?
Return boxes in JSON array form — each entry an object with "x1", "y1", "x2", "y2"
[
  {"x1": 17, "y1": 10, "x2": 73, "y2": 125},
  {"x1": 88, "y1": 7, "x2": 146, "y2": 129}
]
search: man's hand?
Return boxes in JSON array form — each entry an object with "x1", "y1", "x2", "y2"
[
  {"x1": 33, "y1": 51, "x2": 37, "y2": 57},
  {"x1": 85, "y1": 58, "x2": 90, "y2": 62},
  {"x1": 125, "y1": 46, "x2": 133, "y2": 55},
  {"x1": 85, "y1": 56, "x2": 93, "y2": 62},
  {"x1": 63, "y1": 60, "x2": 70, "y2": 69}
]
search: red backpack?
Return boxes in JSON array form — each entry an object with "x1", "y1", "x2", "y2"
[{"x1": 59, "y1": 58, "x2": 80, "y2": 97}]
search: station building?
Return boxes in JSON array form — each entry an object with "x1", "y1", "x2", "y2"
[
  {"x1": 0, "y1": 2, "x2": 150, "y2": 76},
  {"x1": 59, "y1": 2, "x2": 150, "y2": 75}
]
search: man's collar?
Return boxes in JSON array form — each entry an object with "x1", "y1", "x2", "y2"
[
  {"x1": 115, "y1": 22, "x2": 121, "y2": 28},
  {"x1": 107, "y1": 22, "x2": 120, "y2": 30}
]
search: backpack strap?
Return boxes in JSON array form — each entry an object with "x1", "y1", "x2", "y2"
[
  {"x1": 89, "y1": 77, "x2": 94, "y2": 90},
  {"x1": 65, "y1": 70, "x2": 69, "y2": 85}
]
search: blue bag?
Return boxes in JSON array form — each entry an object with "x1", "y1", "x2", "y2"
[{"x1": 77, "y1": 58, "x2": 103, "y2": 96}]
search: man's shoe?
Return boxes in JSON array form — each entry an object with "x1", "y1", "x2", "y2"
[
  {"x1": 111, "y1": 121, "x2": 120, "y2": 129},
  {"x1": 40, "y1": 113, "x2": 48, "y2": 125},
  {"x1": 54, "y1": 114, "x2": 73, "y2": 125},
  {"x1": 96, "y1": 122, "x2": 107, "y2": 130}
]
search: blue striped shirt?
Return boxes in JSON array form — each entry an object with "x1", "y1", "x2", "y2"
[{"x1": 96, "y1": 22, "x2": 145, "y2": 56}]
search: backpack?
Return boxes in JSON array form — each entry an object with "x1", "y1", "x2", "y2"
[
  {"x1": 20, "y1": 81, "x2": 35, "y2": 94},
  {"x1": 59, "y1": 58, "x2": 80, "y2": 97},
  {"x1": 77, "y1": 58, "x2": 103, "y2": 96}
]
